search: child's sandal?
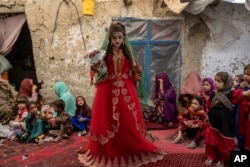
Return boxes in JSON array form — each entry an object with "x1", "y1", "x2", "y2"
[
  {"x1": 204, "y1": 159, "x2": 214, "y2": 165},
  {"x1": 172, "y1": 137, "x2": 184, "y2": 144}
]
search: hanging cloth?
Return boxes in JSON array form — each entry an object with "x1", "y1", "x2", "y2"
[{"x1": 0, "y1": 14, "x2": 26, "y2": 56}]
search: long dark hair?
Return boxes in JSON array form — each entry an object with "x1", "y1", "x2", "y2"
[
  {"x1": 105, "y1": 22, "x2": 131, "y2": 60},
  {"x1": 191, "y1": 95, "x2": 204, "y2": 110},
  {"x1": 75, "y1": 96, "x2": 92, "y2": 117}
]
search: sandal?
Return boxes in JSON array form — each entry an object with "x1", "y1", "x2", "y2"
[
  {"x1": 172, "y1": 137, "x2": 184, "y2": 144},
  {"x1": 216, "y1": 161, "x2": 224, "y2": 167},
  {"x1": 204, "y1": 159, "x2": 214, "y2": 165},
  {"x1": 187, "y1": 141, "x2": 197, "y2": 149}
]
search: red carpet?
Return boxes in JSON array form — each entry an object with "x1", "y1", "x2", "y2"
[
  {"x1": 146, "y1": 121, "x2": 178, "y2": 130},
  {"x1": 0, "y1": 133, "x2": 87, "y2": 167},
  {"x1": 141, "y1": 153, "x2": 208, "y2": 167},
  {"x1": 0, "y1": 129, "x2": 209, "y2": 167}
]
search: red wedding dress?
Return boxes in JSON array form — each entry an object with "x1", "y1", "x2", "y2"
[{"x1": 78, "y1": 55, "x2": 163, "y2": 166}]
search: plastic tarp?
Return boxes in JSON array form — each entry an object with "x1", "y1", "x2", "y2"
[
  {"x1": 118, "y1": 19, "x2": 182, "y2": 102},
  {"x1": 200, "y1": 6, "x2": 242, "y2": 48},
  {"x1": 0, "y1": 14, "x2": 26, "y2": 56}
]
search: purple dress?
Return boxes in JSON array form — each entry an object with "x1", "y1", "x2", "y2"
[{"x1": 154, "y1": 72, "x2": 177, "y2": 123}]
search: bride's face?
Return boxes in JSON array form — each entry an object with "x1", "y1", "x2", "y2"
[{"x1": 111, "y1": 31, "x2": 124, "y2": 49}]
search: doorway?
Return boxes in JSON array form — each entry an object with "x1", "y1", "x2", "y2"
[{"x1": 5, "y1": 20, "x2": 39, "y2": 91}]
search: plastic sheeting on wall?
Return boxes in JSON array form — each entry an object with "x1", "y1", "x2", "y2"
[
  {"x1": 200, "y1": 6, "x2": 242, "y2": 48},
  {"x1": 115, "y1": 18, "x2": 183, "y2": 103}
]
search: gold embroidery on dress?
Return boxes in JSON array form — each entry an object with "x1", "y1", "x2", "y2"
[{"x1": 112, "y1": 49, "x2": 124, "y2": 76}]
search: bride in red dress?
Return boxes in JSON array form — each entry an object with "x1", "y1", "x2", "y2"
[{"x1": 78, "y1": 22, "x2": 164, "y2": 166}]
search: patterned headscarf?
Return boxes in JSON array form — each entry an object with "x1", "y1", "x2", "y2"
[{"x1": 210, "y1": 72, "x2": 233, "y2": 111}]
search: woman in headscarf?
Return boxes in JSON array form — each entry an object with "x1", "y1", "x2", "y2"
[
  {"x1": 153, "y1": 72, "x2": 177, "y2": 127},
  {"x1": 17, "y1": 78, "x2": 42, "y2": 110},
  {"x1": 53, "y1": 81, "x2": 76, "y2": 117}
]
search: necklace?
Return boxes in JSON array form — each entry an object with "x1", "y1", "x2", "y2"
[{"x1": 112, "y1": 49, "x2": 124, "y2": 76}]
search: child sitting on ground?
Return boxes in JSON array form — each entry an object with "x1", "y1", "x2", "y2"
[
  {"x1": 17, "y1": 102, "x2": 49, "y2": 145},
  {"x1": 48, "y1": 99, "x2": 73, "y2": 142},
  {"x1": 71, "y1": 96, "x2": 91, "y2": 136},
  {"x1": 172, "y1": 95, "x2": 208, "y2": 149},
  {"x1": 8, "y1": 97, "x2": 29, "y2": 140}
]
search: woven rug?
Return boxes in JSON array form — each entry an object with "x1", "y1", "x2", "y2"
[
  {"x1": 141, "y1": 153, "x2": 212, "y2": 167},
  {"x1": 146, "y1": 121, "x2": 178, "y2": 130},
  {"x1": 0, "y1": 133, "x2": 87, "y2": 167},
  {"x1": 0, "y1": 130, "x2": 208, "y2": 167}
]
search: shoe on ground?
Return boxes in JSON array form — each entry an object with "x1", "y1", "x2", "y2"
[
  {"x1": 204, "y1": 159, "x2": 214, "y2": 165},
  {"x1": 216, "y1": 161, "x2": 224, "y2": 167},
  {"x1": 81, "y1": 130, "x2": 87, "y2": 136},
  {"x1": 187, "y1": 141, "x2": 197, "y2": 149},
  {"x1": 172, "y1": 137, "x2": 184, "y2": 144}
]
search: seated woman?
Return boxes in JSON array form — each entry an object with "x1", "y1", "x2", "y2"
[
  {"x1": 17, "y1": 78, "x2": 42, "y2": 110},
  {"x1": 0, "y1": 79, "x2": 17, "y2": 125},
  {"x1": 17, "y1": 102, "x2": 49, "y2": 145},
  {"x1": 53, "y1": 81, "x2": 76, "y2": 117},
  {"x1": 172, "y1": 95, "x2": 208, "y2": 149},
  {"x1": 153, "y1": 72, "x2": 177, "y2": 127}
]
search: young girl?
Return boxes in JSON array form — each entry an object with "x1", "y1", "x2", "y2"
[
  {"x1": 237, "y1": 64, "x2": 250, "y2": 150},
  {"x1": 71, "y1": 96, "x2": 91, "y2": 136},
  {"x1": 172, "y1": 96, "x2": 207, "y2": 149},
  {"x1": 204, "y1": 72, "x2": 250, "y2": 167},
  {"x1": 177, "y1": 71, "x2": 204, "y2": 113},
  {"x1": 232, "y1": 74, "x2": 245, "y2": 150},
  {"x1": 8, "y1": 97, "x2": 29, "y2": 140},
  {"x1": 202, "y1": 77, "x2": 215, "y2": 113},
  {"x1": 153, "y1": 72, "x2": 177, "y2": 127},
  {"x1": 232, "y1": 74, "x2": 244, "y2": 90},
  {"x1": 17, "y1": 102, "x2": 49, "y2": 145},
  {"x1": 48, "y1": 99, "x2": 73, "y2": 142},
  {"x1": 78, "y1": 22, "x2": 164, "y2": 166}
]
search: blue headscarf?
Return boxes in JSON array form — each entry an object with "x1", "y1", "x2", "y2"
[{"x1": 54, "y1": 82, "x2": 76, "y2": 117}]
